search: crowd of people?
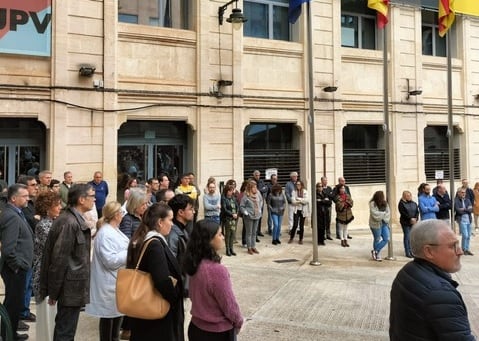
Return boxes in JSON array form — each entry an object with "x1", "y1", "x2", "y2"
[{"x1": 1, "y1": 168, "x2": 478, "y2": 340}]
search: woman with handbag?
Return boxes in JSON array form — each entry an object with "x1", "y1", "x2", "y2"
[
  {"x1": 334, "y1": 184, "x2": 354, "y2": 247},
  {"x1": 184, "y1": 219, "x2": 243, "y2": 341},
  {"x1": 86, "y1": 201, "x2": 129, "y2": 341},
  {"x1": 369, "y1": 190, "x2": 391, "y2": 261},
  {"x1": 126, "y1": 203, "x2": 184, "y2": 341}
]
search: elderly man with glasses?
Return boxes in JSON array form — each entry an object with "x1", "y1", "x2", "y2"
[{"x1": 389, "y1": 219, "x2": 475, "y2": 340}]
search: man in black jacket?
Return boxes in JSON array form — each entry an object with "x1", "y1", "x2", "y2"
[
  {"x1": 433, "y1": 184, "x2": 452, "y2": 225},
  {"x1": 390, "y1": 219, "x2": 475, "y2": 340}
]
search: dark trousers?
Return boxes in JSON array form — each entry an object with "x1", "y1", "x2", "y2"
[
  {"x1": 1, "y1": 266, "x2": 27, "y2": 338},
  {"x1": 317, "y1": 206, "x2": 331, "y2": 242},
  {"x1": 290, "y1": 211, "x2": 305, "y2": 240},
  {"x1": 53, "y1": 304, "x2": 81, "y2": 341},
  {"x1": 241, "y1": 219, "x2": 246, "y2": 245},
  {"x1": 99, "y1": 316, "x2": 123, "y2": 341},
  {"x1": 188, "y1": 321, "x2": 235, "y2": 341}
]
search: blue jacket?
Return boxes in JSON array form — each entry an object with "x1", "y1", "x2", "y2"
[
  {"x1": 390, "y1": 258, "x2": 475, "y2": 340},
  {"x1": 418, "y1": 194, "x2": 439, "y2": 220}
]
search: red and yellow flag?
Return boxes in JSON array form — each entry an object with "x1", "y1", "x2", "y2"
[
  {"x1": 368, "y1": 0, "x2": 389, "y2": 29},
  {"x1": 439, "y1": 0, "x2": 455, "y2": 37}
]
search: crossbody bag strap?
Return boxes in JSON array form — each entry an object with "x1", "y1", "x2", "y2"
[{"x1": 134, "y1": 238, "x2": 157, "y2": 270}]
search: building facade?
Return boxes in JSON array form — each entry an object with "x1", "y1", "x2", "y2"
[{"x1": 0, "y1": 0, "x2": 478, "y2": 225}]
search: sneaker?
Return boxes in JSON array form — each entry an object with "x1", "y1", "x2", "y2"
[
  {"x1": 375, "y1": 252, "x2": 382, "y2": 262},
  {"x1": 464, "y1": 250, "x2": 474, "y2": 256}
]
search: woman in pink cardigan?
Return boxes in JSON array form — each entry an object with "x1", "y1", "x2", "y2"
[{"x1": 183, "y1": 219, "x2": 243, "y2": 341}]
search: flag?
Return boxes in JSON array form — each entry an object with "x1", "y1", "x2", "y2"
[
  {"x1": 439, "y1": 0, "x2": 455, "y2": 37},
  {"x1": 288, "y1": 0, "x2": 310, "y2": 24},
  {"x1": 367, "y1": 0, "x2": 389, "y2": 29}
]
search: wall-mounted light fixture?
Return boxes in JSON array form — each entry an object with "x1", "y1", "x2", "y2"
[
  {"x1": 323, "y1": 86, "x2": 338, "y2": 93},
  {"x1": 406, "y1": 78, "x2": 422, "y2": 100},
  {"x1": 218, "y1": 0, "x2": 247, "y2": 30},
  {"x1": 79, "y1": 65, "x2": 96, "y2": 77},
  {"x1": 210, "y1": 80, "x2": 234, "y2": 98}
]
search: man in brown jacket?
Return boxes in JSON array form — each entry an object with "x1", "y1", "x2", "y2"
[{"x1": 40, "y1": 183, "x2": 94, "y2": 340}]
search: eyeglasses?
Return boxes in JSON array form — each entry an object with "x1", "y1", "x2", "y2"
[{"x1": 427, "y1": 241, "x2": 460, "y2": 254}]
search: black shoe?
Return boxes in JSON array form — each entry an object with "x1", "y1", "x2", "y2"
[
  {"x1": 256, "y1": 238, "x2": 261, "y2": 243},
  {"x1": 20, "y1": 312, "x2": 36, "y2": 322},
  {"x1": 258, "y1": 232, "x2": 265, "y2": 237},
  {"x1": 318, "y1": 242, "x2": 325, "y2": 246},
  {"x1": 17, "y1": 321, "x2": 29, "y2": 331},
  {"x1": 272, "y1": 240, "x2": 277, "y2": 245},
  {"x1": 326, "y1": 236, "x2": 333, "y2": 240},
  {"x1": 347, "y1": 235, "x2": 352, "y2": 239},
  {"x1": 230, "y1": 249, "x2": 237, "y2": 256},
  {"x1": 336, "y1": 236, "x2": 341, "y2": 239},
  {"x1": 464, "y1": 250, "x2": 474, "y2": 256},
  {"x1": 14, "y1": 333, "x2": 29, "y2": 340},
  {"x1": 226, "y1": 249, "x2": 231, "y2": 256},
  {"x1": 276, "y1": 239, "x2": 281, "y2": 244}
]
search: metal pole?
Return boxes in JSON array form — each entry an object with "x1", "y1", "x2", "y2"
[
  {"x1": 307, "y1": 2, "x2": 320, "y2": 266},
  {"x1": 383, "y1": 25, "x2": 395, "y2": 261},
  {"x1": 447, "y1": 32, "x2": 455, "y2": 225}
]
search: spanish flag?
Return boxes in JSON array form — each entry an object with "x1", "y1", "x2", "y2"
[
  {"x1": 439, "y1": 0, "x2": 455, "y2": 37},
  {"x1": 367, "y1": 0, "x2": 389, "y2": 29}
]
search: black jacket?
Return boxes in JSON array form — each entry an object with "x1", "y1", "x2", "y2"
[
  {"x1": 434, "y1": 192, "x2": 452, "y2": 220},
  {"x1": 390, "y1": 258, "x2": 475, "y2": 340},
  {"x1": 129, "y1": 237, "x2": 184, "y2": 341},
  {"x1": 398, "y1": 199, "x2": 419, "y2": 227}
]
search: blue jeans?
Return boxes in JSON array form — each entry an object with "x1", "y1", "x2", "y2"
[
  {"x1": 21, "y1": 267, "x2": 33, "y2": 317},
  {"x1": 206, "y1": 215, "x2": 220, "y2": 224},
  {"x1": 267, "y1": 208, "x2": 273, "y2": 234},
  {"x1": 271, "y1": 213, "x2": 283, "y2": 241},
  {"x1": 460, "y1": 221, "x2": 472, "y2": 251},
  {"x1": 401, "y1": 224, "x2": 412, "y2": 256},
  {"x1": 371, "y1": 224, "x2": 390, "y2": 254}
]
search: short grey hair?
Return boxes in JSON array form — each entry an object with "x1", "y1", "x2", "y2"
[
  {"x1": 126, "y1": 187, "x2": 147, "y2": 215},
  {"x1": 290, "y1": 171, "x2": 298, "y2": 177},
  {"x1": 410, "y1": 219, "x2": 450, "y2": 258}
]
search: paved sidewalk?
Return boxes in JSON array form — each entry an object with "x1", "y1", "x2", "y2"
[{"x1": 6, "y1": 226, "x2": 479, "y2": 340}]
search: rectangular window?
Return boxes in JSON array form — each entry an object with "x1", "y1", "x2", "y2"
[
  {"x1": 424, "y1": 126, "x2": 460, "y2": 181},
  {"x1": 118, "y1": 0, "x2": 191, "y2": 29},
  {"x1": 343, "y1": 125, "x2": 385, "y2": 184},
  {"x1": 341, "y1": 0, "x2": 377, "y2": 50},
  {"x1": 244, "y1": 0, "x2": 290, "y2": 41},
  {"x1": 421, "y1": 10, "x2": 446, "y2": 57}
]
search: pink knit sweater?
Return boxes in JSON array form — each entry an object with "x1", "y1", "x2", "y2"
[{"x1": 189, "y1": 259, "x2": 243, "y2": 332}]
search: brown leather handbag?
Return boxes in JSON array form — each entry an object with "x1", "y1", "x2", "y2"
[{"x1": 116, "y1": 238, "x2": 177, "y2": 319}]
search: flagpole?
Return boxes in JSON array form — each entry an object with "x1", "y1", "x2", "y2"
[
  {"x1": 383, "y1": 23, "x2": 395, "y2": 261},
  {"x1": 447, "y1": 32, "x2": 455, "y2": 224},
  {"x1": 306, "y1": 1, "x2": 320, "y2": 266}
]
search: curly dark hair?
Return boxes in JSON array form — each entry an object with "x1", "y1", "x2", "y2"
[
  {"x1": 35, "y1": 191, "x2": 61, "y2": 217},
  {"x1": 183, "y1": 219, "x2": 221, "y2": 276}
]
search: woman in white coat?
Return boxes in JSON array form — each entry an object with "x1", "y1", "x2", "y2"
[
  {"x1": 288, "y1": 180, "x2": 310, "y2": 244},
  {"x1": 86, "y1": 201, "x2": 129, "y2": 341}
]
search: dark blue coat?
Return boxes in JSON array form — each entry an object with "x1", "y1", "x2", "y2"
[{"x1": 390, "y1": 258, "x2": 475, "y2": 340}]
